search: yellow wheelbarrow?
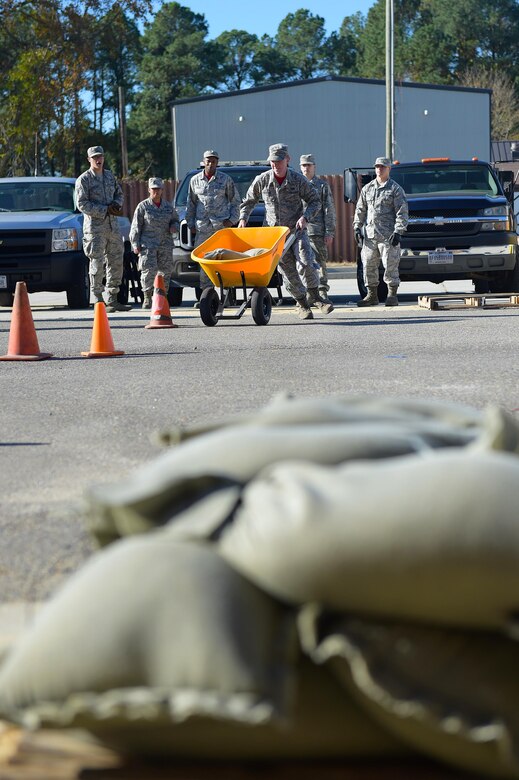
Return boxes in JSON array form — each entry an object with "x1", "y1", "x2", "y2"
[{"x1": 191, "y1": 226, "x2": 294, "y2": 326}]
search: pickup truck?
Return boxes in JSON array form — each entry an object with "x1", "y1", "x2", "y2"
[
  {"x1": 0, "y1": 177, "x2": 134, "y2": 309},
  {"x1": 170, "y1": 162, "x2": 270, "y2": 305},
  {"x1": 344, "y1": 158, "x2": 517, "y2": 297}
]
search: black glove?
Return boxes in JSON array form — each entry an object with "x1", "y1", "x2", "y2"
[
  {"x1": 390, "y1": 232, "x2": 400, "y2": 246},
  {"x1": 107, "y1": 202, "x2": 123, "y2": 217},
  {"x1": 354, "y1": 229, "x2": 363, "y2": 246}
]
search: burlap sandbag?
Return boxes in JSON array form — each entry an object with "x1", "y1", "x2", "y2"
[
  {"x1": 159, "y1": 393, "x2": 485, "y2": 445},
  {"x1": 299, "y1": 605, "x2": 519, "y2": 778},
  {"x1": 203, "y1": 248, "x2": 268, "y2": 260},
  {"x1": 219, "y1": 450, "x2": 519, "y2": 631},
  {"x1": 0, "y1": 528, "x2": 405, "y2": 760},
  {"x1": 86, "y1": 422, "x2": 436, "y2": 547}
]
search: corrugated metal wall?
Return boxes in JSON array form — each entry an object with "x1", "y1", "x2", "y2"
[
  {"x1": 172, "y1": 78, "x2": 491, "y2": 178},
  {"x1": 121, "y1": 174, "x2": 357, "y2": 264}
]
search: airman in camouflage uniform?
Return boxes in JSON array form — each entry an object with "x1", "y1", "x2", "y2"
[
  {"x1": 353, "y1": 156, "x2": 408, "y2": 307},
  {"x1": 299, "y1": 153, "x2": 336, "y2": 305},
  {"x1": 130, "y1": 177, "x2": 180, "y2": 309},
  {"x1": 75, "y1": 145, "x2": 130, "y2": 312},
  {"x1": 186, "y1": 150, "x2": 241, "y2": 291},
  {"x1": 239, "y1": 144, "x2": 333, "y2": 320}
]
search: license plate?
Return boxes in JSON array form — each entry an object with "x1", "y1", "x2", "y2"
[
  {"x1": 428, "y1": 251, "x2": 454, "y2": 265},
  {"x1": 0, "y1": 275, "x2": 6, "y2": 289}
]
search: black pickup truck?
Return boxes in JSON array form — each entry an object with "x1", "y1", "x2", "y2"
[{"x1": 344, "y1": 158, "x2": 517, "y2": 297}]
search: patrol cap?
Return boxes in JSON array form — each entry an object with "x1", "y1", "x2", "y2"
[
  {"x1": 87, "y1": 145, "x2": 104, "y2": 157},
  {"x1": 203, "y1": 150, "x2": 219, "y2": 159},
  {"x1": 374, "y1": 156, "x2": 391, "y2": 167},
  {"x1": 268, "y1": 143, "x2": 289, "y2": 161},
  {"x1": 300, "y1": 154, "x2": 315, "y2": 165},
  {"x1": 148, "y1": 177, "x2": 164, "y2": 188}
]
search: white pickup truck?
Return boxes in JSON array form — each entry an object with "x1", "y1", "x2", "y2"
[{"x1": 0, "y1": 177, "x2": 133, "y2": 308}]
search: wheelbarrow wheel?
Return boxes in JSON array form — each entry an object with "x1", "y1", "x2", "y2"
[
  {"x1": 251, "y1": 287, "x2": 272, "y2": 325},
  {"x1": 199, "y1": 287, "x2": 219, "y2": 326}
]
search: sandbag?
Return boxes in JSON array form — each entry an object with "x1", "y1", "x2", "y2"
[
  {"x1": 159, "y1": 393, "x2": 486, "y2": 444},
  {"x1": 0, "y1": 531, "x2": 405, "y2": 760},
  {"x1": 203, "y1": 248, "x2": 268, "y2": 260},
  {"x1": 299, "y1": 605, "x2": 519, "y2": 778},
  {"x1": 86, "y1": 422, "x2": 435, "y2": 546},
  {"x1": 219, "y1": 450, "x2": 519, "y2": 631}
]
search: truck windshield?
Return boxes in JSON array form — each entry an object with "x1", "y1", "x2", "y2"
[
  {"x1": 0, "y1": 182, "x2": 76, "y2": 212},
  {"x1": 390, "y1": 165, "x2": 499, "y2": 197},
  {"x1": 174, "y1": 167, "x2": 268, "y2": 208}
]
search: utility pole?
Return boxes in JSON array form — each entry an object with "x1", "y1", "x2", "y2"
[
  {"x1": 118, "y1": 86, "x2": 128, "y2": 178},
  {"x1": 385, "y1": 0, "x2": 394, "y2": 161}
]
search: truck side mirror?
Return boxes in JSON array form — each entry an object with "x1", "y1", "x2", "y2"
[
  {"x1": 344, "y1": 169, "x2": 358, "y2": 203},
  {"x1": 498, "y1": 169, "x2": 515, "y2": 203}
]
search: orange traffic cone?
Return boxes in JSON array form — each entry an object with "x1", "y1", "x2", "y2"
[
  {"x1": 145, "y1": 273, "x2": 178, "y2": 329},
  {"x1": 0, "y1": 281, "x2": 53, "y2": 361},
  {"x1": 81, "y1": 302, "x2": 125, "y2": 358}
]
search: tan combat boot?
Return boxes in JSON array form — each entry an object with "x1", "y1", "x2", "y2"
[
  {"x1": 106, "y1": 294, "x2": 131, "y2": 312},
  {"x1": 142, "y1": 289, "x2": 153, "y2": 309},
  {"x1": 295, "y1": 298, "x2": 314, "y2": 320},
  {"x1": 307, "y1": 287, "x2": 334, "y2": 314},
  {"x1": 385, "y1": 286, "x2": 399, "y2": 306},
  {"x1": 357, "y1": 287, "x2": 379, "y2": 307}
]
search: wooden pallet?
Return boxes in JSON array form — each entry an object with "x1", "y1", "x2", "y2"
[
  {"x1": 418, "y1": 292, "x2": 519, "y2": 310},
  {"x1": 0, "y1": 725, "x2": 488, "y2": 780}
]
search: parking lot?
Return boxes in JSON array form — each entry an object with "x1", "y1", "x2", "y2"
[{"x1": 2, "y1": 268, "x2": 519, "y2": 601}]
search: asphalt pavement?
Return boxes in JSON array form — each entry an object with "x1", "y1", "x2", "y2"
[{"x1": 2, "y1": 268, "x2": 519, "y2": 602}]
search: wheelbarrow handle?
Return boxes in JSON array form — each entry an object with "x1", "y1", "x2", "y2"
[{"x1": 282, "y1": 228, "x2": 304, "y2": 256}]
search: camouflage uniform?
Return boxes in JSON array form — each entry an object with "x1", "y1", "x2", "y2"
[
  {"x1": 353, "y1": 177, "x2": 408, "y2": 288},
  {"x1": 186, "y1": 170, "x2": 240, "y2": 289},
  {"x1": 303, "y1": 176, "x2": 336, "y2": 294},
  {"x1": 239, "y1": 168, "x2": 320, "y2": 300},
  {"x1": 75, "y1": 168, "x2": 125, "y2": 301},
  {"x1": 130, "y1": 198, "x2": 179, "y2": 293}
]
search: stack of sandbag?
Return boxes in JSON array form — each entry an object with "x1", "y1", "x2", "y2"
[{"x1": 1, "y1": 395, "x2": 519, "y2": 777}]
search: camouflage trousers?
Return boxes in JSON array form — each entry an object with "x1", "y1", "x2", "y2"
[
  {"x1": 83, "y1": 228, "x2": 124, "y2": 298},
  {"x1": 361, "y1": 237, "x2": 401, "y2": 288},
  {"x1": 138, "y1": 245, "x2": 174, "y2": 292},
  {"x1": 303, "y1": 234, "x2": 330, "y2": 293},
  {"x1": 194, "y1": 230, "x2": 217, "y2": 289},
  {"x1": 282, "y1": 233, "x2": 320, "y2": 301}
]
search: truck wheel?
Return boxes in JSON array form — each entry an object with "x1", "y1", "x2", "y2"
[
  {"x1": 168, "y1": 286, "x2": 183, "y2": 307},
  {"x1": 199, "y1": 288, "x2": 219, "y2": 326},
  {"x1": 0, "y1": 292, "x2": 14, "y2": 307},
  {"x1": 251, "y1": 287, "x2": 272, "y2": 325},
  {"x1": 66, "y1": 258, "x2": 90, "y2": 309},
  {"x1": 356, "y1": 257, "x2": 388, "y2": 302},
  {"x1": 489, "y1": 262, "x2": 519, "y2": 294}
]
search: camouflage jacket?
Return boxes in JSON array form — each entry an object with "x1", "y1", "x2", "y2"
[
  {"x1": 240, "y1": 168, "x2": 319, "y2": 230},
  {"x1": 75, "y1": 168, "x2": 123, "y2": 234},
  {"x1": 130, "y1": 198, "x2": 179, "y2": 251},
  {"x1": 305, "y1": 176, "x2": 336, "y2": 238},
  {"x1": 186, "y1": 170, "x2": 240, "y2": 233},
  {"x1": 353, "y1": 177, "x2": 408, "y2": 241}
]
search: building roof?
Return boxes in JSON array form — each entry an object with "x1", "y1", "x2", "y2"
[{"x1": 171, "y1": 75, "x2": 491, "y2": 107}]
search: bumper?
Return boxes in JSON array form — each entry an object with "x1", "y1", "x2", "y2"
[
  {"x1": 0, "y1": 250, "x2": 87, "y2": 293},
  {"x1": 399, "y1": 242, "x2": 516, "y2": 280},
  {"x1": 171, "y1": 248, "x2": 201, "y2": 288}
]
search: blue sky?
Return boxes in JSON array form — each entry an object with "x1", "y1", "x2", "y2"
[{"x1": 179, "y1": 0, "x2": 375, "y2": 39}]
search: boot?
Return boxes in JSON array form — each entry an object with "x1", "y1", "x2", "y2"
[
  {"x1": 385, "y1": 285, "x2": 399, "y2": 307},
  {"x1": 307, "y1": 287, "x2": 334, "y2": 314},
  {"x1": 142, "y1": 289, "x2": 153, "y2": 310},
  {"x1": 357, "y1": 287, "x2": 379, "y2": 307},
  {"x1": 295, "y1": 298, "x2": 314, "y2": 320},
  {"x1": 92, "y1": 291, "x2": 104, "y2": 305},
  {"x1": 106, "y1": 295, "x2": 131, "y2": 313}
]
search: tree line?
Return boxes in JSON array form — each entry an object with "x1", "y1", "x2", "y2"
[{"x1": 1, "y1": 0, "x2": 519, "y2": 179}]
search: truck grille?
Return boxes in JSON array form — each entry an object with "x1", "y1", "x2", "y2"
[
  {"x1": 0, "y1": 230, "x2": 49, "y2": 257},
  {"x1": 407, "y1": 222, "x2": 477, "y2": 235}
]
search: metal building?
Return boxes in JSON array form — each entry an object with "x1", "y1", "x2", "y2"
[{"x1": 171, "y1": 76, "x2": 491, "y2": 178}]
